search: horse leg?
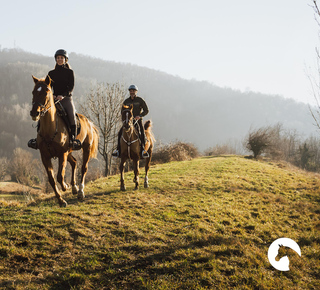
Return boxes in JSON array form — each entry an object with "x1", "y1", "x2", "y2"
[
  {"x1": 144, "y1": 150, "x2": 152, "y2": 188},
  {"x1": 78, "y1": 146, "x2": 91, "y2": 200},
  {"x1": 41, "y1": 154, "x2": 67, "y2": 207},
  {"x1": 68, "y1": 153, "x2": 78, "y2": 195},
  {"x1": 57, "y1": 153, "x2": 69, "y2": 191},
  {"x1": 120, "y1": 158, "x2": 126, "y2": 191},
  {"x1": 133, "y1": 159, "x2": 139, "y2": 190}
]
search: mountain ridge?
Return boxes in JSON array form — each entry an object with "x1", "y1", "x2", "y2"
[{"x1": 0, "y1": 48, "x2": 317, "y2": 154}]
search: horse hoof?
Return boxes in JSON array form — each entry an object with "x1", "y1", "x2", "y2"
[
  {"x1": 121, "y1": 186, "x2": 126, "y2": 191},
  {"x1": 60, "y1": 200, "x2": 67, "y2": 207},
  {"x1": 77, "y1": 192, "x2": 85, "y2": 201},
  {"x1": 61, "y1": 183, "x2": 70, "y2": 192},
  {"x1": 144, "y1": 183, "x2": 149, "y2": 188},
  {"x1": 72, "y1": 185, "x2": 79, "y2": 195}
]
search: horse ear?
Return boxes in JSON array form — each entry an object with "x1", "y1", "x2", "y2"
[
  {"x1": 129, "y1": 104, "x2": 133, "y2": 111},
  {"x1": 32, "y1": 75, "x2": 39, "y2": 84},
  {"x1": 45, "y1": 75, "x2": 51, "y2": 86}
]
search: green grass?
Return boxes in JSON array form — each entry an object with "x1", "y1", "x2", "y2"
[{"x1": 0, "y1": 156, "x2": 319, "y2": 289}]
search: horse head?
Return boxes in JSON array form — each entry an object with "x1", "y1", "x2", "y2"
[
  {"x1": 275, "y1": 244, "x2": 287, "y2": 261},
  {"x1": 30, "y1": 75, "x2": 52, "y2": 121},
  {"x1": 121, "y1": 104, "x2": 133, "y2": 129}
]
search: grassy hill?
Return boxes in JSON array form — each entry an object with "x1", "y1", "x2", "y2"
[{"x1": 0, "y1": 156, "x2": 319, "y2": 289}]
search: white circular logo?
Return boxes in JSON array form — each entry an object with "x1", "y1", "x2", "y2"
[{"x1": 268, "y1": 238, "x2": 301, "y2": 271}]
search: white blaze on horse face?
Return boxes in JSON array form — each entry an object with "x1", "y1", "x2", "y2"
[
  {"x1": 126, "y1": 112, "x2": 129, "y2": 124},
  {"x1": 37, "y1": 86, "x2": 42, "y2": 92}
]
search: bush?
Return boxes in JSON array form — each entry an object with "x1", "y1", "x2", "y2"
[
  {"x1": 245, "y1": 126, "x2": 272, "y2": 159},
  {"x1": 204, "y1": 144, "x2": 237, "y2": 156},
  {"x1": 152, "y1": 142, "x2": 199, "y2": 164},
  {"x1": 7, "y1": 147, "x2": 40, "y2": 186}
]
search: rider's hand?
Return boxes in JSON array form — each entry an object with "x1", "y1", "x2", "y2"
[
  {"x1": 55, "y1": 95, "x2": 64, "y2": 101},
  {"x1": 135, "y1": 116, "x2": 141, "y2": 120}
]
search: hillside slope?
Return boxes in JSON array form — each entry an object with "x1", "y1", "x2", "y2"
[
  {"x1": 0, "y1": 156, "x2": 319, "y2": 289},
  {"x1": 0, "y1": 48, "x2": 317, "y2": 156}
]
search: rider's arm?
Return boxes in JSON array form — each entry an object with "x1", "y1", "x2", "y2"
[{"x1": 139, "y1": 98, "x2": 149, "y2": 117}]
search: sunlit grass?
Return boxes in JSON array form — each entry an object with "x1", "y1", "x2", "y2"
[{"x1": 0, "y1": 156, "x2": 319, "y2": 289}]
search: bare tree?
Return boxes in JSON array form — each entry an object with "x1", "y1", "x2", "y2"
[
  {"x1": 245, "y1": 126, "x2": 272, "y2": 159},
  {"x1": 0, "y1": 157, "x2": 8, "y2": 180},
  {"x1": 80, "y1": 82, "x2": 125, "y2": 176},
  {"x1": 309, "y1": 1, "x2": 320, "y2": 129}
]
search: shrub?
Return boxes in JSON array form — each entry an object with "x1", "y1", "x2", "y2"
[
  {"x1": 245, "y1": 126, "x2": 272, "y2": 159},
  {"x1": 204, "y1": 144, "x2": 237, "y2": 156},
  {"x1": 152, "y1": 141, "x2": 199, "y2": 164},
  {"x1": 7, "y1": 147, "x2": 40, "y2": 186}
]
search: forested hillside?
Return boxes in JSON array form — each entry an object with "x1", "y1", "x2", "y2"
[{"x1": 0, "y1": 48, "x2": 317, "y2": 157}]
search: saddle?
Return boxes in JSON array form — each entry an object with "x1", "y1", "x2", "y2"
[
  {"x1": 133, "y1": 121, "x2": 148, "y2": 145},
  {"x1": 55, "y1": 102, "x2": 81, "y2": 136}
]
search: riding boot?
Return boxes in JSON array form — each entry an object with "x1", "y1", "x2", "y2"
[
  {"x1": 27, "y1": 120, "x2": 40, "y2": 150},
  {"x1": 28, "y1": 138, "x2": 38, "y2": 150},
  {"x1": 70, "y1": 125, "x2": 81, "y2": 150},
  {"x1": 112, "y1": 127, "x2": 122, "y2": 158},
  {"x1": 140, "y1": 133, "x2": 149, "y2": 158}
]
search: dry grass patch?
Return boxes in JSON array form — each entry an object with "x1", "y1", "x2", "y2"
[{"x1": 0, "y1": 156, "x2": 319, "y2": 289}]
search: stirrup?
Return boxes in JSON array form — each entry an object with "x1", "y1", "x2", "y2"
[
  {"x1": 112, "y1": 149, "x2": 120, "y2": 158},
  {"x1": 71, "y1": 139, "x2": 82, "y2": 150},
  {"x1": 28, "y1": 138, "x2": 38, "y2": 150},
  {"x1": 142, "y1": 150, "x2": 149, "y2": 158}
]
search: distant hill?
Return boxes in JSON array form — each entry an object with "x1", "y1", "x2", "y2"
[{"x1": 0, "y1": 48, "x2": 317, "y2": 156}]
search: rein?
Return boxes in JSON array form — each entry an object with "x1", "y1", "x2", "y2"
[
  {"x1": 122, "y1": 113, "x2": 139, "y2": 159},
  {"x1": 37, "y1": 99, "x2": 61, "y2": 158},
  {"x1": 32, "y1": 88, "x2": 58, "y2": 116}
]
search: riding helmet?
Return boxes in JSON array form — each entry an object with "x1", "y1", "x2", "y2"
[
  {"x1": 54, "y1": 49, "x2": 69, "y2": 60},
  {"x1": 128, "y1": 84, "x2": 138, "y2": 91}
]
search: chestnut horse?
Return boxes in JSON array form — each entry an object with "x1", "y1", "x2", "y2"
[
  {"x1": 120, "y1": 104, "x2": 154, "y2": 191},
  {"x1": 30, "y1": 75, "x2": 99, "y2": 207}
]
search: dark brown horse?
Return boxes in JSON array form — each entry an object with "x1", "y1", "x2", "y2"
[
  {"x1": 30, "y1": 75, "x2": 99, "y2": 207},
  {"x1": 120, "y1": 104, "x2": 154, "y2": 191}
]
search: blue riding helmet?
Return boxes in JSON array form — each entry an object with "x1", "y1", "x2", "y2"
[{"x1": 128, "y1": 84, "x2": 138, "y2": 91}]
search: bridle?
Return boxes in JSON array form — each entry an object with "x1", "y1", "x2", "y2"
[
  {"x1": 31, "y1": 85, "x2": 60, "y2": 157},
  {"x1": 31, "y1": 86, "x2": 56, "y2": 117},
  {"x1": 122, "y1": 109, "x2": 133, "y2": 128},
  {"x1": 32, "y1": 100, "x2": 52, "y2": 117},
  {"x1": 121, "y1": 109, "x2": 139, "y2": 159}
]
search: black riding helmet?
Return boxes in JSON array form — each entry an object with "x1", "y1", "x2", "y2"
[{"x1": 54, "y1": 49, "x2": 68, "y2": 60}]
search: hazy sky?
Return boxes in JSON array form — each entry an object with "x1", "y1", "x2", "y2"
[{"x1": 1, "y1": 0, "x2": 319, "y2": 104}]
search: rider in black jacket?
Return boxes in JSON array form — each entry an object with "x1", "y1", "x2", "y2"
[
  {"x1": 112, "y1": 84, "x2": 149, "y2": 158},
  {"x1": 28, "y1": 49, "x2": 81, "y2": 150}
]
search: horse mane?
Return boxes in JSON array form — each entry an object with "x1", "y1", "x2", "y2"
[{"x1": 122, "y1": 104, "x2": 133, "y2": 112}]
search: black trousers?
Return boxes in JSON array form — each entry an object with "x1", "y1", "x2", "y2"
[
  {"x1": 60, "y1": 97, "x2": 76, "y2": 126},
  {"x1": 117, "y1": 119, "x2": 146, "y2": 150}
]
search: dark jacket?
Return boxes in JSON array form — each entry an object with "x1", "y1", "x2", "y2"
[
  {"x1": 123, "y1": 96, "x2": 149, "y2": 118},
  {"x1": 48, "y1": 64, "x2": 74, "y2": 97}
]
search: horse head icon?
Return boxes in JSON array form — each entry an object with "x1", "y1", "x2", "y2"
[{"x1": 268, "y1": 238, "x2": 301, "y2": 271}]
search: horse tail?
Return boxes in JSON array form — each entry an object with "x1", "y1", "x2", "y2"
[
  {"x1": 90, "y1": 123, "x2": 99, "y2": 159},
  {"x1": 144, "y1": 120, "x2": 156, "y2": 143},
  {"x1": 144, "y1": 120, "x2": 152, "y2": 131}
]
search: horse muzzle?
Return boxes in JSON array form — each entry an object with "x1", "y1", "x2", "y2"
[{"x1": 30, "y1": 110, "x2": 40, "y2": 121}]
